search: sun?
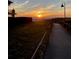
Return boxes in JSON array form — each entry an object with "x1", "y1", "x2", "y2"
[
  {"x1": 37, "y1": 14, "x2": 42, "y2": 18},
  {"x1": 36, "y1": 11, "x2": 43, "y2": 18}
]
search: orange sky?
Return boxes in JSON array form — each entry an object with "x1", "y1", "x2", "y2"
[
  {"x1": 16, "y1": 7, "x2": 71, "y2": 18},
  {"x1": 9, "y1": 0, "x2": 71, "y2": 18}
]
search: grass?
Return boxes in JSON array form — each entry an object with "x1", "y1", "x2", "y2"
[{"x1": 8, "y1": 21, "x2": 52, "y2": 59}]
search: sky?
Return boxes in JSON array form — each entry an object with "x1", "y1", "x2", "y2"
[{"x1": 9, "y1": 0, "x2": 71, "y2": 18}]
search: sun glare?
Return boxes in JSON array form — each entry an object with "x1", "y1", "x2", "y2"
[
  {"x1": 37, "y1": 11, "x2": 43, "y2": 18},
  {"x1": 37, "y1": 14, "x2": 42, "y2": 18}
]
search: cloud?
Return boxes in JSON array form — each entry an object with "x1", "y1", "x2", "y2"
[
  {"x1": 44, "y1": 2, "x2": 62, "y2": 10},
  {"x1": 45, "y1": 4, "x2": 55, "y2": 10},
  {"x1": 27, "y1": 4, "x2": 40, "y2": 9},
  {"x1": 11, "y1": 0, "x2": 29, "y2": 9}
]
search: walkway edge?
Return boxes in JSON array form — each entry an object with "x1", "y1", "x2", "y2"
[{"x1": 31, "y1": 32, "x2": 47, "y2": 59}]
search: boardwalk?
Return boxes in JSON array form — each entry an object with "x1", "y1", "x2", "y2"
[{"x1": 44, "y1": 23, "x2": 71, "y2": 59}]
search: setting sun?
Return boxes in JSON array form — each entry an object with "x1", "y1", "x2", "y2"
[
  {"x1": 37, "y1": 14, "x2": 42, "y2": 18},
  {"x1": 37, "y1": 11, "x2": 43, "y2": 18}
]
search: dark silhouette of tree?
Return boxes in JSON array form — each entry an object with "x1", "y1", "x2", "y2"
[
  {"x1": 8, "y1": 0, "x2": 13, "y2": 6},
  {"x1": 11, "y1": 9, "x2": 16, "y2": 17},
  {"x1": 8, "y1": 0, "x2": 16, "y2": 17},
  {"x1": 8, "y1": 8, "x2": 16, "y2": 17}
]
